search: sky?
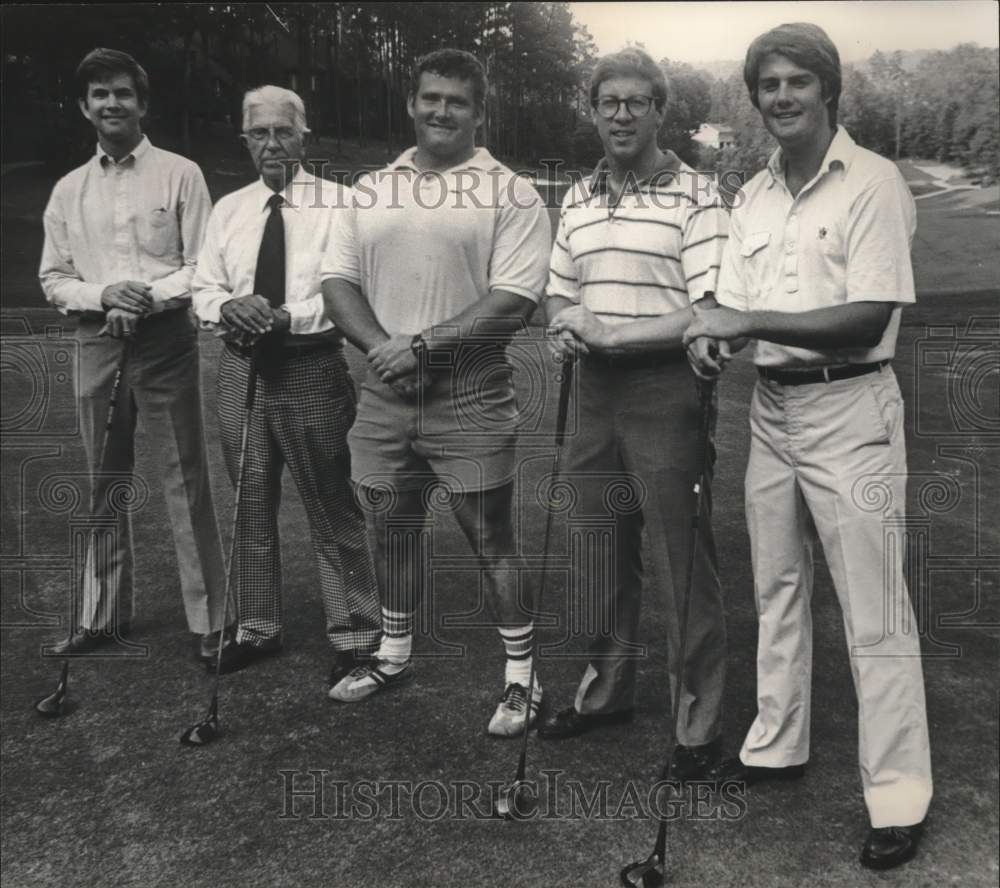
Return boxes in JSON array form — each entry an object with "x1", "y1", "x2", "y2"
[{"x1": 568, "y1": 1, "x2": 1000, "y2": 64}]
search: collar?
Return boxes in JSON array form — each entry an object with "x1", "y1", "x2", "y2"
[
  {"x1": 587, "y1": 149, "x2": 682, "y2": 196},
  {"x1": 96, "y1": 134, "x2": 150, "y2": 168},
  {"x1": 251, "y1": 165, "x2": 314, "y2": 214},
  {"x1": 386, "y1": 145, "x2": 500, "y2": 173},
  {"x1": 766, "y1": 125, "x2": 855, "y2": 189}
]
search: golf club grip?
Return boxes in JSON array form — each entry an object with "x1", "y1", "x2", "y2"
[{"x1": 554, "y1": 359, "x2": 574, "y2": 447}]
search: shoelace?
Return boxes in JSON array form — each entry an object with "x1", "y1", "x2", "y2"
[{"x1": 501, "y1": 684, "x2": 529, "y2": 712}]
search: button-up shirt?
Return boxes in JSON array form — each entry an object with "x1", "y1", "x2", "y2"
[
  {"x1": 716, "y1": 126, "x2": 917, "y2": 367},
  {"x1": 545, "y1": 151, "x2": 729, "y2": 324},
  {"x1": 321, "y1": 146, "x2": 551, "y2": 336},
  {"x1": 192, "y1": 167, "x2": 346, "y2": 335},
  {"x1": 40, "y1": 136, "x2": 211, "y2": 314}
]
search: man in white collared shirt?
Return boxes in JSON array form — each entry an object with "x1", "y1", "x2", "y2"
[
  {"x1": 192, "y1": 86, "x2": 380, "y2": 682},
  {"x1": 322, "y1": 50, "x2": 552, "y2": 736},
  {"x1": 39, "y1": 48, "x2": 228, "y2": 664},
  {"x1": 685, "y1": 23, "x2": 932, "y2": 870}
]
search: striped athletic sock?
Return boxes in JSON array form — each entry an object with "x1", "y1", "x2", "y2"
[
  {"x1": 376, "y1": 608, "x2": 413, "y2": 667},
  {"x1": 499, "y1": 623, "x2": 534, "y2": 687}
]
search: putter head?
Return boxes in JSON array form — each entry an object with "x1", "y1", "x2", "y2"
[
  {"x1": 620, "y1": 853, "x2": 666, "y2": 888},
  {"x1": 34, "y1": 661, "x2": 69, "y2": 718},
  {"x1": 179, "y1": 696, "x2": 219, "y2": 747},
  {"x1": 495, "y1": 779, "x2": 537, "y2": 821}
]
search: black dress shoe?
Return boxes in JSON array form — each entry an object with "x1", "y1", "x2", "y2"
[
  {"x1": 49, "y1": 624, "x2": 131, "y2": 656},
  {"x1": 707, "y1": 756, "x2": 806, "y2": 785},
  {"x1": 668, "y1": 737, "x2": 723, "y2": 781},
  {"x1": 537, "y1": 706, "x2": 634, "y2": 740},
  {"x1": 208, "y1": 638, "x2": 282, "y2": 675},
  {"x1": 195, "y1": 627, "x2": 235, "y2": 664},
  {"x1": 860, "y1": 822, "x2": 924, "y2": 870}
]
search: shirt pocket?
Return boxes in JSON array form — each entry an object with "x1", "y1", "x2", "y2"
[{"x1": 141, "y1": 206, "x2": 180, "y2": 258}]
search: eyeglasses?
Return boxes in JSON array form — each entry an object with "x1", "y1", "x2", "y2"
[
  {"x1": 593, "y1": 95, "x2": 656, "y2": 119},
  {"x1": 243, "y1": 126, "x2": 298, "y2": 143}
]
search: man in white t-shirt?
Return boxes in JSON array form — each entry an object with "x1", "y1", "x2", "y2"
[
  {"x1": 321, "y1": 50, "x2": 552, "y2": 737},
  {"x1": 685, "y1": 22, "x2": 932, "y2": 871}
]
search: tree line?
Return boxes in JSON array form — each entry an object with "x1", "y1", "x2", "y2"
[
  {"x1": 702, "y1": 44, "x2": 999, "y2": 185},
  {"x1": 2, "y1": 4, "x2": 996, "y2": 183}
]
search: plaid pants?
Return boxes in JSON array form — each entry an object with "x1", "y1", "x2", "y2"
[{"x1": 216, "y1": 345, "x2": 380, "y2": 652}]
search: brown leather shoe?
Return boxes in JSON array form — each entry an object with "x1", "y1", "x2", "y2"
[{"x1": 537, "y1": 706, "x2": 634, "y2": 739}]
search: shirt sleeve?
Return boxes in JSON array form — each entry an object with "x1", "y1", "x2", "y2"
[
  {"x1": 544, "y1": 197, "x2": 581, "y2": 305},
  {"x1": 680, "y1": 181, "x2": 729, "y2": 303},
  {"x1": 488, "y1": 175, "x2": 552, "y2": 303},
  {"x1": 284, "y1": 293, "x2": 326, "y2": 335},
  {"x1": 149, "y1": 162, "x2": 213, "y2": 304},
  {"x1": 844, "y1": 173, "x2": 916, "y2": 305},
  {"x1": 38, "y1": 183, "x2": 106, "y2": 313},
  {"x1": 320, "y1": 183, "x2": 363, "y2": 286},
  {"x1": 190, "y1": 203, "x2": 233, "y2": 324},
  {"x1": 714, "y1": 198, "x2": 750, "y2": 312}
]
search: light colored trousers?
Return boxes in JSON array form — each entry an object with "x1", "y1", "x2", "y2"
[
  {"x1": 740, "y1": 366, "x2": 932, "y2": 828},
  {"x1": 76, "y1": 310, "x2": 227, "y2": 635}
]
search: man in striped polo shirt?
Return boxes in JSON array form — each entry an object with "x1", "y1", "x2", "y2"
[{"x1": 537, "y1": 48, "x2": 729, "y2": 782}]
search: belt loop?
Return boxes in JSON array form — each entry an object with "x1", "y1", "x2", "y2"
[{"x1": 822, "y1": 366, "x2": 830, "y2": 383}]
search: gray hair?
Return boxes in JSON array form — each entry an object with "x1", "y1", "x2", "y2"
[{"x1": 242, "y1": 85, "x2": 310, "y2": 134}]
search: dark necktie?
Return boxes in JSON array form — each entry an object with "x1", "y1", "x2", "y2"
[{"x1": 253, "y1": 192, "x2": 285, "y2": 377}]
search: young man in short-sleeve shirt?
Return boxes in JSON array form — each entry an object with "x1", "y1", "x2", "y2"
[{"x1": 685, "y1": 23, "x2": 932, "y2": 871}]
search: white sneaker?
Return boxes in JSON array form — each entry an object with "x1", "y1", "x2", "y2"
[
  {"x1": 488, "y1": 682, "x2": 542, "y2": 737},
  {"x1": 328, "y1": 659, "x2": 412, "y2": 703}
]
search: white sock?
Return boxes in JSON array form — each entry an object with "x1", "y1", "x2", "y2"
[{"x1": 499, "y1": 623, "x2": 534, "y2": 687}]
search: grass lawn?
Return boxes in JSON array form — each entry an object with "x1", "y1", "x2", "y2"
[
  {"x1": 2, "y1": 297, "x2": 998, "y2": 887},
  {"x1": 2, "y1": 148, "x2": 999, "y2": 887}
]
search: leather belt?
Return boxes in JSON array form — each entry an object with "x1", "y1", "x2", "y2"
[
  {"x1": 584, "y1": 349, "x2": 686, "y2": 371},
  {"x1": 225, "y1": 339, "x2": 341, "y2": 359},
  {"x1": 758, "y1": 360, "x2": 888, "y2": 386}
]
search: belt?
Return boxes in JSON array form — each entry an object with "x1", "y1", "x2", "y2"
[
  {"x1": 758, "y1": 360, "x2": 888, "y2": 386},
  {"x1": 225, "y1": 338, "x2": 341, "y2": 359},
  {"x1": 77, "y1": 304, "x2": 188, "y2": 324},
  {"x1": 584, "y1": 349, "x2": 686, "y2": 371}
]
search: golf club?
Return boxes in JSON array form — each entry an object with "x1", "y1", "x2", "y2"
[
  {"x1": 179, "y1": 350, "x2": 258, "y2": 747},
  {"x1": 35, "y1": 338, "x2": 129, "y2": 718},
  {"x1": 496, "y1": 356, "x2": 575, "y2": 820},
  {"x1": 619, "y1": 376, "x2": 716, "y2": 887}
]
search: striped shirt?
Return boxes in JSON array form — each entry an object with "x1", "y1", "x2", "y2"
[{"x1": 545, "y1": 151, "x2": 729, "y2": 323}]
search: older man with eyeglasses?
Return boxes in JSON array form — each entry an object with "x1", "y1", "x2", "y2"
[
  {"x1": 538, "y1": 49, "x2": 729, "y2": 783},
  {"x1": 192, "y1": 86, "x2": 381, "y2": 683}
]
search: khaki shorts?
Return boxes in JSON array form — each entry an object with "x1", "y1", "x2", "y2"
[{"x1": 349, "y1": 356, "x2": 519, "y2": 494}]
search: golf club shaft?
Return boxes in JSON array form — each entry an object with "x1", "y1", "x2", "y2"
[
  {"x1": 209, "y1": 350, "x2": 259, "y2": 681},
  {"x1": 515, "y1": 358, "x2": 575, "y2": 781},
  {"x1": 653, "y1": 378, "x2": 715, "y2": 859}
]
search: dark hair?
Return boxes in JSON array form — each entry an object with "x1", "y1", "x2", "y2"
[
  {"x1": 76, "y1": 48, "x2": 150, "y2": 105},
  {"x1": 743, "y1": 23, "x2": 841, "y2": 126},
  {"x1": 589, "y1": 48, "x2": 668, "y2": 111},
  {"x1": 410, "y1": 49, "x2": 488, "y2": 107}
]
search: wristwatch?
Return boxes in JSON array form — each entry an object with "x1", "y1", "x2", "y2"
[{"x1": 410, "y1": 333, "x2": 428, "y2": 358}]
